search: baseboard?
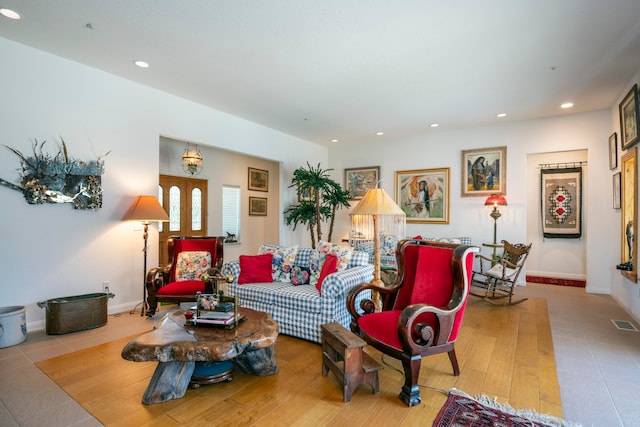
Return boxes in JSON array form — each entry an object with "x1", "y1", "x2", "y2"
[{"x1": 526, "y1": 275, "x2": 586, "y2": 287}]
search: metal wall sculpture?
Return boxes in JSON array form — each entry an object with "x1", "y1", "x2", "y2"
[{"x1": 0, "y1": 138, "x2": 108, "y2": 210}]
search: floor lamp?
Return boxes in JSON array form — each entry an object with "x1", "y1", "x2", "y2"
[
  {"x1": 350, "y1": 188, "x2": 405, "y2": 291},
  {"x1": 484, "y1": 194, "x2": 507, "y2": 260},
  {"x1": 123, "y1": 195, "x2": 170, "y2": 316}
]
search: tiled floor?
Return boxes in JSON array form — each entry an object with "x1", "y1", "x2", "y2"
[
  {"x1": 0, "y1": 283, "x2": 639, "y2": 426},
  {"x1": 518, "y1": 284, "x2": 640, "y2": 427}
]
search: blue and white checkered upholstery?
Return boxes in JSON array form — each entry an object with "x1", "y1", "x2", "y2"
[
  {"x1": 353, "y1": 236, "x2": 473, "y2": 268},
  {"x1": 221, "y1": 248, "x2": 373, "y2": 343}
]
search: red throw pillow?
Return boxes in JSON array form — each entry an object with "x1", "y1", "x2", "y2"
[
  {"x1": 316, "y1": 253, "x2": 338, "y2": 295},
  {"x1": 238, "y1": 254, "x2": 274, "y2": 284}
]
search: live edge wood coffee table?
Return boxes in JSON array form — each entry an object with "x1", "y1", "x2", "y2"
[{"x1": 121, "y1": 307, "x2": 279, "y2": 404}]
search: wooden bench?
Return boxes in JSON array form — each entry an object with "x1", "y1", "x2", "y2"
[{"x1": 321, "y1": 322, "x2": 383, "y2": 402}]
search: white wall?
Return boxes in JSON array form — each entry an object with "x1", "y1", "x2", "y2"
[
  {"x1": 3, "y1": 34, "x2": 639, "y2": 331},
  {"x1": 328, "y1": 110, "x2": 615, "y2": 295},
  {"x1": 526, "y1": 150, "x2": 588, "y2": 283},
  {"x1": 0, "y1": 37, "x2": 326, "y2": 331},
  {"x1": 159, "y1": 137, "x2": 281, "y2": 262},
  {"x1": 610, "y1": 69, "x2": 640, "y2": 321}
]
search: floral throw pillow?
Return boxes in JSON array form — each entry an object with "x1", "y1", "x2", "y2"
[
  {"x1": 309, "y1": 241, "x2": 353, "y2": 285},
  {"x1": 175, "y1": 251, "x2": 211, "y2": 281},
  {"x1": 290, "y1": 265, "x2": 311, "y2": 286},
  {"x1": 258, "y1": 244, "x2": 299, "y2": 282}
]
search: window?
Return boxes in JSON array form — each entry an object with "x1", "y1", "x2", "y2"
[{"x1": 222, "y1": 185, "x2": 240, "y2": 240}]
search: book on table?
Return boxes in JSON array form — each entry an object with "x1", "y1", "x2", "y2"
[{"x1": 196, "y1": 311, "x2": 235, "y2": 325}]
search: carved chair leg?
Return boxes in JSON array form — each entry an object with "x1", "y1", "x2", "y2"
[
  {"x1": 146, "y1": 285, "x2": 157, "y2": 317},
  {"x1": 399, "y1": 356, "x2": 422, "y2": 407},
  {"x1": 448, "y1": 349, "x2": 460, "y2": 376}
]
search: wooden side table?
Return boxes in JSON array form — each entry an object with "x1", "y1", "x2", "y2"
[{"x1": 321, "y1": 322, "x2": 383, "y2": 402}]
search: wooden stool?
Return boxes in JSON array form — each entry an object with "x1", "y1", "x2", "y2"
[{"x1": 321, "y1": 322, "x2": 383, "y2": 402}]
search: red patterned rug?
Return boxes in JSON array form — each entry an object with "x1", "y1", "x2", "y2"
[
  {"x1": 433, "y1": 389, "x2": 580, "y2": 427},
  {"x1": 526, "y1": 275, "x2": 586, "y2": 288}
]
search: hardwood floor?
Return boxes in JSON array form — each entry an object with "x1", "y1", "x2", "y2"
[{"x1": 35, "y1": 296, "x2": 561, "y2": 426}]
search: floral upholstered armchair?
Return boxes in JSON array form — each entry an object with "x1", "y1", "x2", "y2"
[{"x1": 145, "y1": 236, "x2": 224, "y2": 317}]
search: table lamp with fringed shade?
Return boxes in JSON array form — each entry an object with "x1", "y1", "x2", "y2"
[
  {"x1": 485, "y1": 194, "x2": 508, "y2": 245},
  {"x1": 350, "y1": 188, "x2": 406, "y2": 286},
  {"x1": 122, "y1": 195, "x2": 170, "y2": 316}
]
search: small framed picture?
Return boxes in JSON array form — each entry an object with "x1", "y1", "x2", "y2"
[
  {"x1": 395, "y1": 168, "x2": 450, "y2": 224},
  {"x1": 248, "y1": 167, "x2": 268, "y2": 192},
  {"x1": 298, "y1": 187, "x2": 315, "y2": 202},
  {"x1": 344, "y1": 166, "x2": 380, "y2": 199},
  {"x1": 249, "y1": 197, "x2": 267, "y2": 216},
  {"x1": 619, "y1": 84, "x2": 639, "y2": 150},
  {"x1": 613, "y1": 172, "x2": 621, "y2": 209},
  {"x1": 609, "y1": 132, "x2": 618, "y2": 170},
  {"x1": 461, "y1": 146, "x2": 507, "y2": 197}
]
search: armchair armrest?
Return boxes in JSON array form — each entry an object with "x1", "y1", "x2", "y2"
[
  {"x1": 398, "y1": 302, "x2": 460, "y2": 353},
  {"x1": 346, "y1": 280, "x2": 398, "y2": 322},
  {"x1": 320, "y1": 264, "x2": 374, "y2": 299},
  {"x1": 475, "y1": 253, "x2": 494, "y2": 272}
]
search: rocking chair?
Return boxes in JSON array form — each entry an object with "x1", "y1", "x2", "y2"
[{"x1": 470, "y1": 240, "x2": 532, "y2": 306}]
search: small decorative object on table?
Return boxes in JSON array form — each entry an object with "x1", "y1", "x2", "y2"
[{"x1": 187, "y1": 292, "x2": 244, "y2": 329}]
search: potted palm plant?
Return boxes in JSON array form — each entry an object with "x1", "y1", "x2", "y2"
[{"x1": 284, "y1": 163, "x2": 351, "y2": 248}]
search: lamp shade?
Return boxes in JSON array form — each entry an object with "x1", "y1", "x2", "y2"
[
  {"x1": 122, "y1": 195, "x2": 169, "y2": 223},
  {"x1": 351, "y1": 188, "x2": 405, "y2": 216},
  {"x1": 484, "y1": 194, "x2": 508, "y2": 207}
]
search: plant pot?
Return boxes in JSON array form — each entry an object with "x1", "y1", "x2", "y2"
[{"x1": 0, "y1": 306, "x2": 27, "y2": 348}]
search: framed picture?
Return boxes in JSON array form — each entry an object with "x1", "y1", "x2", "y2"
[
  {"x1": 613, "y1": 172, "x2": 621, "y2": 209},
  {"x1": 344, "y1": 166, "x2": 380, "y2": 199},
  {"x1": 249, "y1": 196, "x2": 267, "y2": 216},
  {"x1": 248, "y1": 167, "x2": 268, "y2": 192},
  {"x1": 395, "y1": 168, "x2": 450, "y2": 224},
  {"x1": 609, "y1": 132, "x2": 618, "y2": 170},
  {"x1": 298, "y1": 187, "x2": 315, "y2": 202},
  {"x1": 619, "y1": 84, "x2": 639, "y2": 150},
  {"x1": 461, "y1": 146, "x2": 506, "y2": 197}
]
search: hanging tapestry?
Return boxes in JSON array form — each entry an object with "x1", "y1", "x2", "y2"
[{"x1": 540, "y1": 166, "x2": 582, "y2": 238}]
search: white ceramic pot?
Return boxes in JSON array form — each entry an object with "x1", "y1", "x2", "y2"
[{"x1": 0, "y1": 306, "x2": 27, "y2": 348}]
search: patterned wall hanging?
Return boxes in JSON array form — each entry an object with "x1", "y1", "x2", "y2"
[
  {"x1": 540, "y1": 165, "x2": 583, "y2": 238},
  {"x1": 0, "y1": 138, "x2": 109, "y2": 210}
]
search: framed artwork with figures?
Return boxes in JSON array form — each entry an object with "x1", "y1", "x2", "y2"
[
  {"x1": 461, "y1": 146, "x2": 506, "y2": 197},
  {"x1": 394, "y1": 168, "x2": 449, "y2": 224}
]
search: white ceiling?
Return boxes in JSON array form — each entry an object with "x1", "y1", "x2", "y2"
[{"x1": 1, "y1": 0, "x2": 640, "y2": 146}]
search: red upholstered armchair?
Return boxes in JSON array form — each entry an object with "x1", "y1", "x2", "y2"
[
  {"x1": 145, "y1": 236, "x2": 224, "y2": 317},
  {"x1": 346, "y1": 239, "x2": 478, "y2": 406}
]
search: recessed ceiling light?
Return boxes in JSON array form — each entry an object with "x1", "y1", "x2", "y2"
[
  {"x1": 496, "y1": 113, "x2": 507, "y2": 118},
  {"x1": 561, "y1": 102, "x2": 574, "y2": 109},
  {"x1": 376, "y1": 132, "x2": 384, "y2": 136},
  {"x1": 430, "y1": 123, "x2": 439, "y2": 128},
  {"x1": 331, "y1": 139, "x2": 339, "y2": 143},
  {"x1": 134, "y1": 60, "x2": 150, "y2": 68},
  {"x1": 0, "y1": 8, "x2": 22, "y2": 20}
]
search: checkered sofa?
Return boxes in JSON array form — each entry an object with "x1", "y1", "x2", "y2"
[
  {"x1": 221, "y1": 248, "x2": 374, "y2": 343},
  {"x1": 353, "y1": 236, "x2": 473, "y2": 269}
]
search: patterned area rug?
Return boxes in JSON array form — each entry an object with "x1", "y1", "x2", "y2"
[
  {"x1": 526, "y1": 275, "x2": 586, "y2": 288},
  {"x1": 433, "y1": 389, "x2": 581, "y2": 427}
]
